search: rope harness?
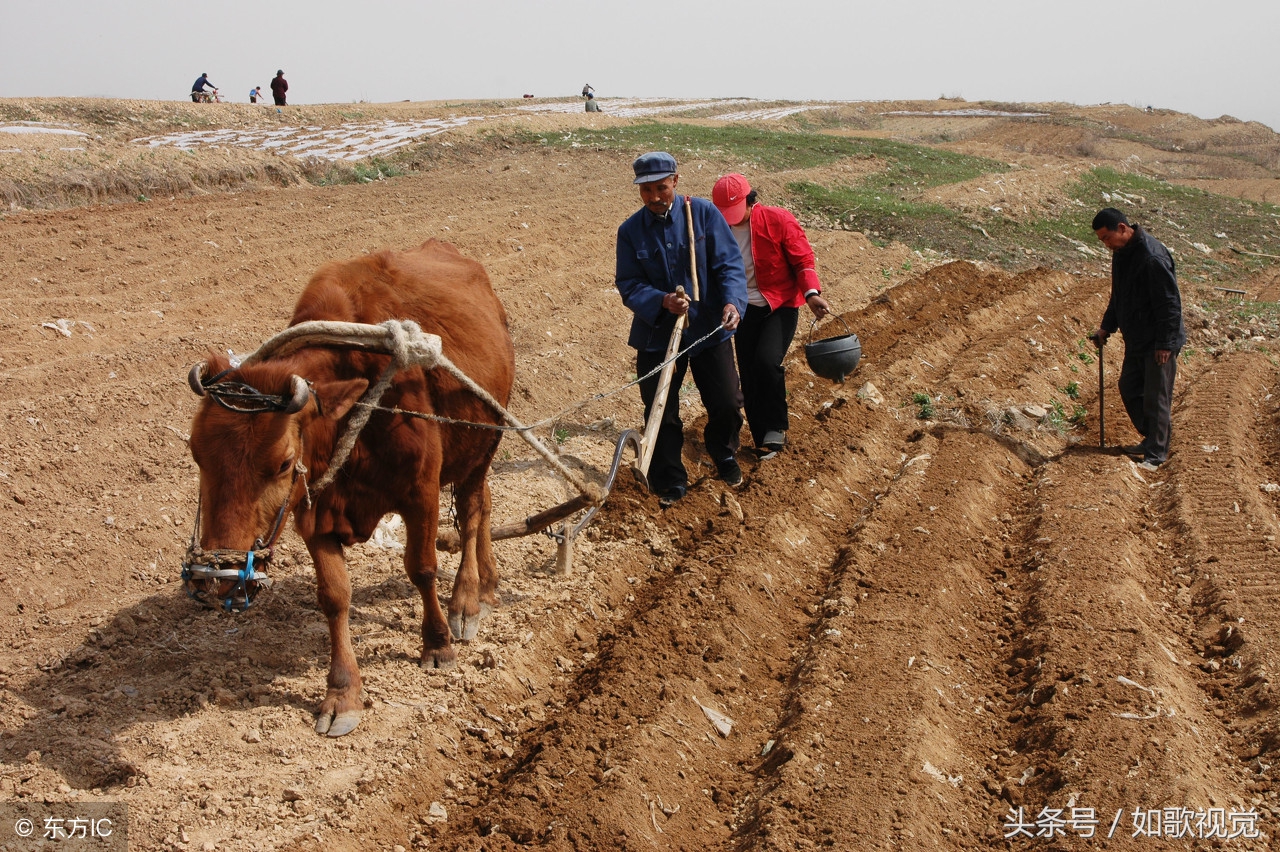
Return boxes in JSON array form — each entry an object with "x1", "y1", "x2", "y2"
[
  {"x1": 183, "y1": 318, "x2": 628, "y2": 611},
  {"x1": 351, "y1": 322, "x2": 727, "y2": 433}
]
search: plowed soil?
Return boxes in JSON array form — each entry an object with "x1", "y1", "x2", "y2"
[{"x1": 2, "y1": 100, "x2": 1280, "y2": 852}]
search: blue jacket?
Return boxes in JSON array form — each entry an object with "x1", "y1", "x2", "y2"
[
  {"x1": 1101, "y1": 226, "x2": 1186, "y2": 353},
  {"x1": 192, "y1": 75, "x2": 213, "y2": 93},
  {"x1": 615, "y1": 195, "x2": 747, "y2": 354}
]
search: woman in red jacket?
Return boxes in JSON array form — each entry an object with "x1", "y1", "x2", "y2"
[{"x1": 713, "y1": 173, "x2": 831, "y2": 456}]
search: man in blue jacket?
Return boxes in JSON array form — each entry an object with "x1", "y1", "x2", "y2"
[
  {"x1": 191, "y1": 73, "x2": 216, "y2": 102},
  {"x1": 616, "y1": 152, "x2": 748, "y2": 503},
  {"x1": 1091, "y1": 207, "x2": 1186, "y2": 470}
]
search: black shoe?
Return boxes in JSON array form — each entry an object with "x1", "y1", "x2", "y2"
[
  {"x1": 657, "y1": 485, "x2": 686, "y2": 507},
  {"x1": 717, "y1": 459, "x2": 744, "y2": 487}
]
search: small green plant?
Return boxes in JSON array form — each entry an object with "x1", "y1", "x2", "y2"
[
  {"x1": 1070, "y1": 404, "x2": 1088, "y2": 424},
  {"x1": 881, "y1": 268, "x2": 893, "y2": 281},
  {"x1": 901, "y1": 259, "x2": 913, "y2": 272},
  {"x1": 912, "y1": 392, "x2": 934, "y2": 420},
  {"x1": 553, "y1": 427, "x2": 570, "y2": 444},
  {"x1": 1047, "y1": 399, "x2": 1068, "y2": 433},
  {"x1": 1062, "y1": 381, "x2": 1080, "y2": 400}
]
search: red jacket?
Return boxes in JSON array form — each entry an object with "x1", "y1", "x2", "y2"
[{"x1": 747, "y1": 204, "x2": 821, "y2": 309}]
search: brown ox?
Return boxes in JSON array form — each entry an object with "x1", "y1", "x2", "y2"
[{"x1": 186, "y1": 239, "x2": 514, "y2": 737}]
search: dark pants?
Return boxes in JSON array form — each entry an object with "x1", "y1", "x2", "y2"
[
  {"x1": 1118, "y1": 346, "x2": 1178, "y2": 463},
  {"x1": 274, "y1": 95, "x2": 286, "y2": 106},
  {"x1": 637, "y1": 339, "x2": 743, "y2": 493},
  {"x1": 735, "y1": 303, "x2": 799, "y2": 447}
]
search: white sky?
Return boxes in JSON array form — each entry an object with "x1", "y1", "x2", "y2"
[{"x1": 3, "y1": 0, "x2": 1277, "y2": 131}]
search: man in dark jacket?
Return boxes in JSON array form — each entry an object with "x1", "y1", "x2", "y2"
[
  {"x1": 191, "y1": 73, "x2": 216, "y2": 102},
  {"x1": 616, "y1": 152, "x2": 748, "y2": 502},
  {"x1": 270, "y1": 70, "x2": 288, "y2": 106},
  {"x1": 1091, "y1": 207, "x2": 1186, "y2": 469}
]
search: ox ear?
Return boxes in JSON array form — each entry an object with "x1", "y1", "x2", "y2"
[{"x1": 310, "y1": 378, "x2": 369, "y2": 422}]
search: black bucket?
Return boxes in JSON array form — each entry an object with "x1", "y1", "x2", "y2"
[{"x1": 803, "y1": 315, "x2": 862, "y2": 383}]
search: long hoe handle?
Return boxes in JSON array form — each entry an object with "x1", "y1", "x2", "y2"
[{"x1": 1098, "y1": 341, "x2": 1105, "y2": 449}]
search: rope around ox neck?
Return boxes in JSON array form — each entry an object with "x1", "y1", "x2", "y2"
[{"x1": 242, "y1": 319, "x2": 600, "y2": 504}]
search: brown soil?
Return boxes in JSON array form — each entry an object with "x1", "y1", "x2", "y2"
[{"x1": 2, "y1": 98, "x2": 1280, "y2": 852}]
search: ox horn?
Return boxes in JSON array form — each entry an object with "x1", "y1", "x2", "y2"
[
  {"x1": 283, "y1": 375, "x2": 311, "y2": 414},
  {"x1": 188, "y1": 363, "x2": 208, "y2": 396}
]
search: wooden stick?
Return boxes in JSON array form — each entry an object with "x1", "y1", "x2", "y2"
[
  {"x1": 684, "y1": 197, "x2": 701, "y2": 302},
  {"x1": 1230, "y1": 246, "x2": 1280, "y2": 261},
  {"x1": 435, "y1": 492, "x2": 598, "y2": 552},
  {"x1": 638, "y1": 304, "x2": 686, "y2": 478}
]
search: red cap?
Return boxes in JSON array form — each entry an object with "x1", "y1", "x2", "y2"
[{"x1": 712, "y1": 173, "x2": 751, "y2": 225}]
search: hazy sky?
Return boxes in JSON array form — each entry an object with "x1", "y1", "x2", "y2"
[{"x1": 3, "y1": 0, "x2": 1277, "y2": 131}]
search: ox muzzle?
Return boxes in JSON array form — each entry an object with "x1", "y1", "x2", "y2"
[{"x1": 182, "y1": 544, "x2": 274, "y2": 613}]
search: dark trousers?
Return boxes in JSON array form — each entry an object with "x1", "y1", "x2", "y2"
[
  {"x1": 1118, "y1": 346, "x2": 1178, "y2": 463},
  {"x1": 637, "y1": 339, "x2": 743, "y2": 493},
  {"x1": 735, "y1": 303, "x2": 799, "y2": 447},
  {"x1": 274, "y1": 95, "x2": 286, "y2": 106}
]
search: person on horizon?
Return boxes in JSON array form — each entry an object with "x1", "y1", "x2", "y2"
[
  {"x1": 1091, "y1": 207, "x2": 1186, "y2": 470},
  {"x1": 191, "y1": 73, "x2": 216, "y2": 103},
  {"x1": 712, "y1": 173, "x2": 831, "y2": 457},
  {"x1": 616, "y1": 152, "x2": 748, "y2": 503},
  {"x1": 582, "y1": 83, "x2": 594, "y2": 98},
  {"x1": 584, "y1": 92, "x2": 600, "y2": 113},
  {"x1": 249, "y1": 86, "x2": 263, "y2": 104},
  {"x1": 270, "y1": 70, "x2": 288, "y2": 106}
]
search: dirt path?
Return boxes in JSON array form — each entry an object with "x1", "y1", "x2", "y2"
[{"x1": 1, "y1": 121, "x2": 1278, "y2": 852}]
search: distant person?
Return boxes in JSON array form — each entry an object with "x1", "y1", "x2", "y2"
[
  {"x1": 249, "y1": 86, "x2": 263, "y2": 104},
  {"x1": 582, "y1": 83, "x2": 594, "y2": 98},
  {"x1": 1090, "y1": 207, "x2": 1186, "y2": 470},
  {"x1": 616, "y1": 151, "x2": 748, "y2": 503},
  {"x1": 191, "y1": 73, "x2": 216, "y2": 103},
  {"x1": 712, "y1": 173, "x2": 830, "y2": 457},
  {"x1": 270, "y1": 70, "x2": 288, "y2": 106},
  {"x1": 584, "y1": 93, "x2": 601, "y2": 113}
]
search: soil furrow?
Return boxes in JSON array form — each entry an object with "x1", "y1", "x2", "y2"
[
  {"x1": 734, "y1": 426, "x2": 1032, "y2": 849},
  {"x1": 1164, "y1": 352, "x2": 1280, "y2": 826}
]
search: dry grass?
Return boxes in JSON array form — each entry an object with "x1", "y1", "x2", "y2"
[{"x1": 3, "y1": 95, "x2": 1278, "y2": 212}]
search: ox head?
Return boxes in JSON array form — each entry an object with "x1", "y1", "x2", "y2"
[{"x1": 183, "y1": 356, "x2": 367, "y2": 611}]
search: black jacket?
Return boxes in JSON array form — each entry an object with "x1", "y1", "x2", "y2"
[{"x1": 1101, "y1": 226, "x2": 1186, "y2": 352}]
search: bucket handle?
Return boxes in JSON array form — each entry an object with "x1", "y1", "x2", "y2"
[{"x1": 806, "y1": 312, "x2": 853, "y2": 346}]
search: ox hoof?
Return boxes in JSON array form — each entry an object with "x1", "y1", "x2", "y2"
[
  {"x1": 448, "y1": 603, "x2": 492, "y2": 642},
  {"x1": 315, "y1": 709, "x2": 361, "y2": 737},
  {"x1": 421, "y1": 645, "x2": 457, "y2": 669}
]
